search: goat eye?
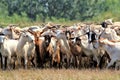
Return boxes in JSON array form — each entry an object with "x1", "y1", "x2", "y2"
[
  {"x1": 26, "y1": 35, "x2": 28, "y2": 37},
  {"x1": 6, "y1": 29, "x2": 10, "y2": 31}
]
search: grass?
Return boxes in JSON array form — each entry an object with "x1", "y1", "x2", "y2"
[
  {"x1": 0, "y1": 13, "x2": 92, "y2": 28},
  {"x1": 0, "y1": 69, "x2": 120, "y2": 80},
  {"x1": 1, "y1": 11, "x2": 120, "y2": 28}
]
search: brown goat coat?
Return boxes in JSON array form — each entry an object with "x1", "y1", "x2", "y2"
[
  {"x1": 68, "y1": 40, "x2": 83, "y2": 68},
  {"x1": 47, "y1": 37, "x2": 61, "y2": 65},
  {"x1": 29, "y1": 30, "x2": 56, "y2": 67},
  {"x1": 28, "y1": 31, "x2": 44, "y2": 67}
]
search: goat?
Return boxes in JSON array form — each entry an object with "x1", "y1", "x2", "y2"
[
  {"x1": 28, "y1": 30, "x2": 53, "y2": 68},
  {"x1": 93, "y1": 38, "x2": 120, "y2": 69},
  {"x1": 75, "y1": 35, "x2": 101, "y2": 68},
  {"x1": 16, "y1": 31, "x2": 35, "y2": 69},
  {"x1": 68, "y1": 39, "x2": 83, "y2": 68},
  {"x1": 46, "y1": 37, "x2": 61, "y2": 68},
  {"x1": 0, "y1": 35, "x2": 18, "y2": 70},
  {"x1": 56, "y1": 31, "x2": 73, "y2": 68},
  {"x1": 1, "y1": 26, "x2": 20, "y2": 39}
]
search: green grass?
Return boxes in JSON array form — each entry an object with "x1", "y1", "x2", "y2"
[
  {"x1": 0, "y1": 14, "x2": 80, "y2": 28},
  {"x1": 0, "y1": 11, "x2": 120, "y2": 28}
]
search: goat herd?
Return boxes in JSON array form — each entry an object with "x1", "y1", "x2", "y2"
[{"x1": 0, "y1": 19, "x2": 120, "y2": 70}]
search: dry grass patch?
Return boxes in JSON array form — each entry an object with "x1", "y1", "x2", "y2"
[{"x1": 0, "y1": 69, "x2": 120, "y2": 80}]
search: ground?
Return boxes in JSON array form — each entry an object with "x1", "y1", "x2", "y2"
[{"x1": 0, "y1": 69, "x2": 120, "y2": 80}]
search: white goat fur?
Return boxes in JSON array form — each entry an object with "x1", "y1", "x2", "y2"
[
  {"x1": 98, "y1": 39, "x2": 120, "y2": 68},
  {"x1": 16, "y1": 32, "x2": 35, "y2": 68},
  {"x1": 0, "y1": 36, "x2": 18, "y2": 69}
]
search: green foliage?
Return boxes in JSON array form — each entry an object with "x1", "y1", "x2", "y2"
[{"x1": 0, "y1": 0, "x2": 120, "y2": 26}]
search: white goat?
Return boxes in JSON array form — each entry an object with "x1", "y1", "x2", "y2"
[
  {"x1": 94, "y1": 38, "x2": 120, "y2": 68},
  {"x1": 72, "y1": 26, "x2": 101, "y2": 67},
  {"x1": 0, "y1": 35, "x2": 18, "y2": 69},
  {"x1": 16, "y1": 31, "x2": 35, "y2": 69},
  {"x1": 99, "y1": 27, "x2": 120, "y2": 41},
  {"x1": 1, "y1": 26, "x2": 20, "y2": 39}
]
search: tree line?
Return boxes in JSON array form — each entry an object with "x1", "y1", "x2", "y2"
[{"x1": 0, "y1": 0, "x2": 120, "y2": 22}]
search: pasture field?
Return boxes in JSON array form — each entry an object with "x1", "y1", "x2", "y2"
[{"x1": 0, "y1": 69, "x2": 120, "y2": 80}]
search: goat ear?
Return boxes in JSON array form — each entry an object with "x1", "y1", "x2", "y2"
[{"x1": 36, "y1": 31, "x2": 43, "y2": 37}]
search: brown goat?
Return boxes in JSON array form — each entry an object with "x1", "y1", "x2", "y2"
[
  {"x1": 28, "y1": 30, "x2": 43, "y2": 67},
  {"x1": 47, "y1": 38, "x2": 61, "y2": 68},
  {"x1": 68, "y1": 40, "x2": 83, "y2": 68},
  {"x1": 28, "y1": 30, "x2": 54, "y2": 68}
]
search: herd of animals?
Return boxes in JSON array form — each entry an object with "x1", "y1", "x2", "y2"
[{"x1": 0, "y1": 19, "x2": 120, "y2": 70}]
